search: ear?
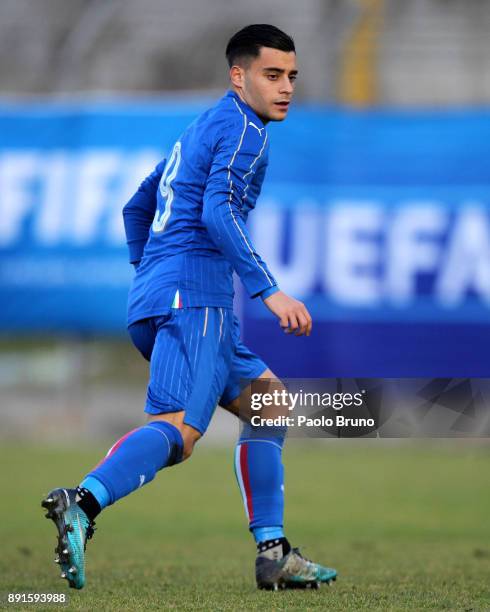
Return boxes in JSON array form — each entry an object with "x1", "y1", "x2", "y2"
[{"x1": 229, "y1": 65, "x2": 244, "y2": 89}]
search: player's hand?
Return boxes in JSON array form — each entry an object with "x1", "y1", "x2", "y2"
[{"x1": 263, "y1": 290, "x2": 312, "y2": 336}]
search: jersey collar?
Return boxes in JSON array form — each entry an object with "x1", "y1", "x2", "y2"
[{"x1": 226, "y1": 90, "x2": 266, "y2": 129}]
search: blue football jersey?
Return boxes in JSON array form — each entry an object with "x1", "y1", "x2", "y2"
[{"x1": 127, "y1": 90, "x2": 278, "y2": 324}]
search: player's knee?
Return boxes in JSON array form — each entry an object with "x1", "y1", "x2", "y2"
[
  {"x1": 146, "y1": 414, "x2": 200, "y2": 461},
  {"x1": 181, "y1": 439, "x2": 195, "y2": 461},
  {"x1": 220, "y1": 396, "x2": 240, "y2": 416},
  {"x1": 239, "y1": 422, "x2": 287, "y2": 449},
  {"x1": 179, "y1": 427, "x2": 201, "y2": 461}
]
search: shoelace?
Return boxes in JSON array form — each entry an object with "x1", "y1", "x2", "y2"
[
  {"x1": 86, "y1": 521, "x2": 96, "y2": 541},
  {"x1": 292, "y1": 547, "x2": 315, "y2": 567}
]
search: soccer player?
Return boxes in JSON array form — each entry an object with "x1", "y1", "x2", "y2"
[{"x1": 42, "y1": 24, "x2": 337, "y2": 591}]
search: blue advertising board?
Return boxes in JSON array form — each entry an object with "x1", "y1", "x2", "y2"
[{"x1": 1, "y1": 98, "x2": 489, "y2": 375}]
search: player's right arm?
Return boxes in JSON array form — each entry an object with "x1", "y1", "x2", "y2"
[
  {"x1": 122, "y1": 159, "x2": 165, "y2": 267},
  {"x1": 202, "y1": 116, "x2": 311, "y2": 336}
]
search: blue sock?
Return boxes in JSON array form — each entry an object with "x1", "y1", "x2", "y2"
[
  {"x1": 81, "y1": 421, "x2": 183, "y2": 507},
  {"x1": 234, "y1": 423, "x2": 286, "y2": 537},
  {"x1": 252, "y1": 526, "x2": 285, "y2": 543}
]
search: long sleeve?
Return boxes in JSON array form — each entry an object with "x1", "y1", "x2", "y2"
[
  {"x1": 244, "y1": 161, "x2": 266, "y2": 213},
  {"x1": 202, "y1": 119, "x2": 277, "y2": 298},
  {"x1": 122, "y1": 159, "x2": 165, "y2": 265}
]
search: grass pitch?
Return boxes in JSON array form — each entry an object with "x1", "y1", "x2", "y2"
[{"x1": 1, "y1": 441, "x2": 489, "y2": 611}]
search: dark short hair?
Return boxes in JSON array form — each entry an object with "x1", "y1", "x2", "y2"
[{"x1": 225, "y1": 24, "x2": 295, "y2": 67}]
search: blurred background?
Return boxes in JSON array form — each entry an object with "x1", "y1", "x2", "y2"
[
  {"x1": 1, "y1": 0, "x2": 490, "y2": 443},
  {"x1": 2, "y1": 6, "x2": 489, "y2": 606}
]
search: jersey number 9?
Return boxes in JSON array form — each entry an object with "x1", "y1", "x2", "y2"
[{"x1": 152, "y1": 141, "x2": 182, "y2": 233}]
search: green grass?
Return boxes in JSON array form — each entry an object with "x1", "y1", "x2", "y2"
[{"x1": 1, "y1": 442, "x2": 489, "y2": 610}]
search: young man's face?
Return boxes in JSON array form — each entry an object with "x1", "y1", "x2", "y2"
[{"x1": 230, "y1": 47, "x2": 297, "y2": 123}]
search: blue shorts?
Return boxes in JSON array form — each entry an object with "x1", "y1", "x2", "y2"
[{"x1": 128, "y1": 308, "x2": 267, "y2": 435}]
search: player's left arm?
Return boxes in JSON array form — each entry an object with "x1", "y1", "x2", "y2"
[
  {"x1": 122, "y1": 159, "x2": 165, "y2": 267},
  {"x1": 202, "y1": 121, "x2": 278, "y2": 299},
  {"x1": 243, "y1": 160, "x2": 266, "y2": 206},
  {"x1": 202, "y1": 121, "x2": 311, "y2": 336}
]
